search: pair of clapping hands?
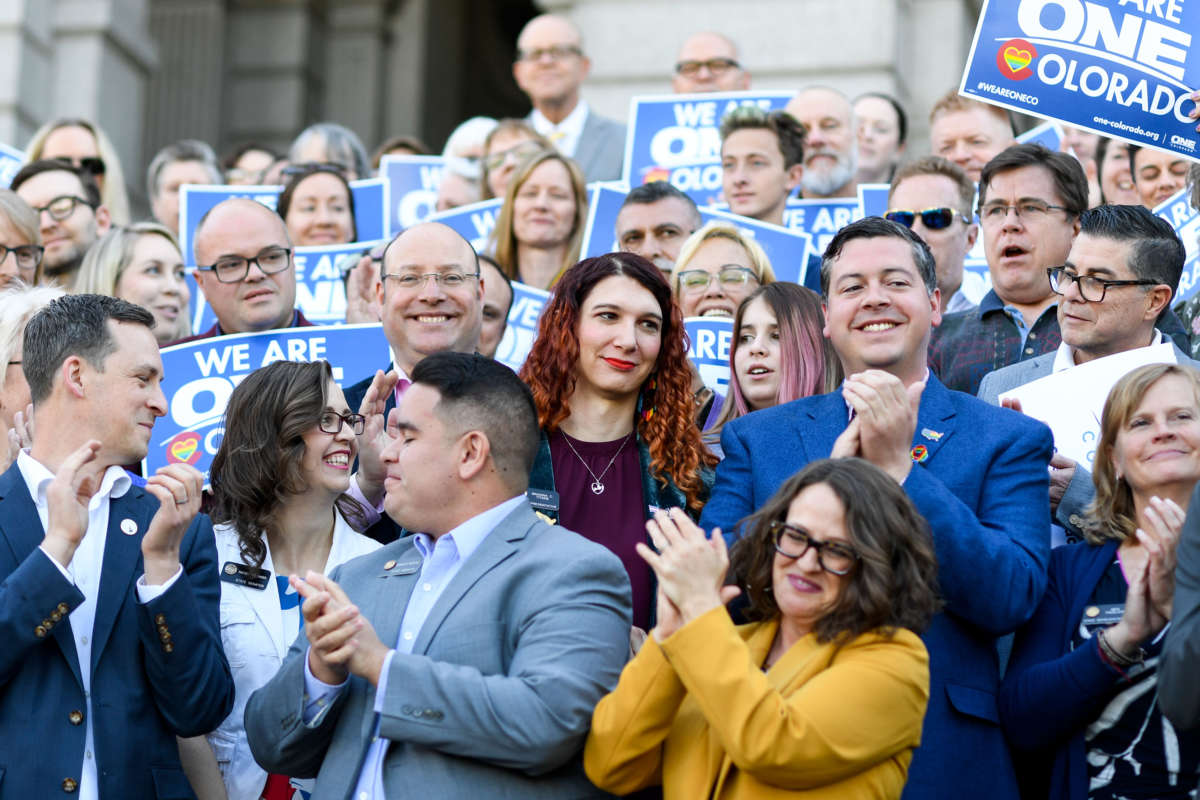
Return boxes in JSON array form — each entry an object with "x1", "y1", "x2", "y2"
[
  {"x1": 291, "y1": 571, "x2": 390, "y2": 688},
  {"x1": 1106, "y1": 496, "x2": 1185, "y2": 657}
]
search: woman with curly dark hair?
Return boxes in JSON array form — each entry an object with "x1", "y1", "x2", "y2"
[
  {"x1": 194, "y1": 359, "x2": 379, "y2": 800},
  {"x1": 520, "y1": 252, "x2": 717, "y2": 629},
  {"x1": 585, "y1": 457, "x2": 939, "y2": 798}
]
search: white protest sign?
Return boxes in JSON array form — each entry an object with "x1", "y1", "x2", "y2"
[{"x1": 999, "y1": 343, "x2": 1178, "y2": 467}]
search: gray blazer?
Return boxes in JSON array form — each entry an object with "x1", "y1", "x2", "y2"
[
  {"x1": 573, "y1": 110, "x2": 626, "y2": 183},
  {"x1": 977, "y1": 340, "x2": 1200, "y2": 534},
  {"x1": 244, "y1": 501, "x2": 631, "y2": 799},
  {"x1": 1160, "y1": 481, "x2": 1200, "y2": 735}
]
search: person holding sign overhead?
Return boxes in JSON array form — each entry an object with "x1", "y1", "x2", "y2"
[
  {"x1": 190, "y1": 359, "x2": 379, "y2": 800},
  {"x1": 1001, "y1": 363, "x2": 1200, "y2": 799},
  {"x1": 520, "y1": 253, "x2": 716, "y2": 630},
  {"x1": 490, "y1": 148, "x2": 587, "y2": 290},
  {"x1": 276, "y1": 163, "x2": 357, "y2": 247},
  {"x1": 176, "y1": 198, "x2": 314, "y2": 343}
]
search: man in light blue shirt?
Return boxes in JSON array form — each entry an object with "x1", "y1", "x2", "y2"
[{"x1": 245, "y1": 352, "x2": 632, "y2": 799}]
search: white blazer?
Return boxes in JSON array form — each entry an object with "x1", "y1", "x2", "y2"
[{"x1": 206, "y1": 511, "x2": 381, "y2": 800}]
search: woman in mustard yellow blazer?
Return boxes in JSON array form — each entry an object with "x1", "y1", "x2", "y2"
[{"x1": 585, "y1": 457, "x2": 941, "y2": 799}]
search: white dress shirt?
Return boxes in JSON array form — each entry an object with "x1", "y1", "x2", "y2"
[
  {"x1": 302, "y1": 494, "x2": 525, "y2": 800},
  {"x1": 1050, "y1": 329, "x2": 1166, "y2": 373},
  {"x1": 18, "y1": 450, "x2": 180, "y2": 800},
  {"x1": 530, "y1": 101, "x2": 589, "y2": 159}
]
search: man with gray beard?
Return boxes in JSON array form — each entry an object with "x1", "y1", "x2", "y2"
[{"x1": 785, "y1": 86, "x2": 858, "y2": 199}]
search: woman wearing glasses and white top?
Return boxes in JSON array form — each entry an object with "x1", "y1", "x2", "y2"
[{"x1": 185, "y1": 360, "x2": 379, "y2": 800}]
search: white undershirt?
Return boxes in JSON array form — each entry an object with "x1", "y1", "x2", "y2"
[{"x1": 530, "y1": 101, "x2": 589, "y2": 159}]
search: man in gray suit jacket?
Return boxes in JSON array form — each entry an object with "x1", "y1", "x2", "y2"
[
  {"x1": 978, "y1": 204, "x2": 1193, "y2": 540},
  {"x1": 245, "y1": 352, "x2": 632, "y2": 799},
  {"x1": 514, "y1": 14, "x2": 626, "y2": 182}
]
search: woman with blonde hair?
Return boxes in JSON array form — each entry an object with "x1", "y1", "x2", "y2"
[
  {"x1": 480, "y1": 118, "x2": 552, "y2": 200},
  {"x1": 1001, "y1": 363, "x2": 1200, "y2": 798},
  {"x1": 75, "y1": 222, "x2": 191, "y2": 345},
  {"x1": 670, "y1": 221, "x2": 776, "y2": 319},
  {"x1": 25, "y1": 118, "x2": 131, "y2": 224},
  {"x1": 0, "y1": 190, "x2": 44, "y2": 288},
  {"x1": 489, "y1": 148, "x2": 587, "y2": 290}
]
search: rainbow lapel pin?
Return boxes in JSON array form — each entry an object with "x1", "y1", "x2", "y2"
[
  {"x1": 910, "y1": 445, "x2": 929, "y2": 463},
  {"x1": 921, "y1": 428, "x2": 943, "y2": 441}
]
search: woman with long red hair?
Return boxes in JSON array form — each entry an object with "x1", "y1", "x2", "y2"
[{"x1": 520, "y1": 252, "x2": 717, "y2": 630}]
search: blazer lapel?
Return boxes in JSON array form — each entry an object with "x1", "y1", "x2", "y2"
[
  {"x1": 368, "y1": 541, "x2": 422, "y2": 655},
  {"x1": 246, "y1": 546, "x2": 289, "y2": 659},
  {"x1": 571, "y1": 113, "x2": 602, "y2": 177},
  {"x1": 911, "y1": 375, "x2": 958, "y2": 464},
  {"x1": 91, "y1": 491, "x2": 151, "y2": 669},
  {"x1": 0, "y1": 466, "x2": 84, "y2": 688},
  {"x1": 410, "y1": 508, "x2": 527, "y2": 656},
  {"x1": 802, "y1": 390, "x2": 852, "y2": 460}
]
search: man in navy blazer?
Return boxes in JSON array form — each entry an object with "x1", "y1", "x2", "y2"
[
  {"x1": 701, "y1": 217, "x2": 1053, "y2": 800},
  {"x1": 0, "y1": 294, "x2": 232, "y2": 799}
]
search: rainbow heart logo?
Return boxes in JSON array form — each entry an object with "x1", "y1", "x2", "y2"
[
  {"x1": 167, "y1": 432, "x2": 202, "y2": 465},
  {"x1": 642, "y1": 167, "x2": 671, "y2": 184},
  {"x1": 996, "y1": 38, "x2": 1036, "y2": 80}
]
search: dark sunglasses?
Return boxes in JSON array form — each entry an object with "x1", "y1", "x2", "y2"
[
  {"x1": 52, "y1": 156, "x2": 105, "y2": 176},
  {"x1": 884, "y1": 207, "x2": 970, "y2": 230}
]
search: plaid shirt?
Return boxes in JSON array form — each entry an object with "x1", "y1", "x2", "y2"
[{"x1": 929, "y1": 290, "x2": 1061, "y2": 396}]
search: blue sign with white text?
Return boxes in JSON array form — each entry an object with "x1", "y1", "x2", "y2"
[
  {"x1": 494, "y1": 281, "x2": 551, "y2": 373},
  {"x1": 0, "y1": 143, "x2": 25, "y2": 188},
  {"x1": 1155, "y1": 187, "x2": 1200, "y2": 302},
  {"x1": 426, "y1": 198, "x2": 505, "y2": 254},
  {"x1": 782, "y1": 197, "x2": 864, "y2": 256},
  {"x1": 381, "y1": 155, "x2": 445, "y2": 234},
  {"x1": 857, "y1": 184, "x2": 891, "y2": 220},
  {"x1": 147, "y1": 325, "x2": 387, "y2": 482},
  {"x1": 1016, "y1": 119, "x2": 1064, "y2": 150},
  {"x1": 579, "y1": 183, "x2": 629, "y2": 260},
  {"x1": 622, "y1": 91, "x2": 794, "y2": 207},
  {"x1": 684, "y1": 317, "x2": 733, "y2": 392},
  {"x1": 178, "y1": 179, "x2": 390, "y2": 267},
  {"x1": 960, "y1": 0, "x2": 1200, "y2": 159}
]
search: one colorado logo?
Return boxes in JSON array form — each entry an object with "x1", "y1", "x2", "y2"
[{"x1": 997, "y1": 38, "x2": 1037, "y2": 80}]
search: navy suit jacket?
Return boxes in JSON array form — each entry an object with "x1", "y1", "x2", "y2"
[
  {"x1": 0, "y1": 463, "x2": 233, "y2": 799},
  {"x1": 700, "y1": 374, "x2": 1053, "y2": 800}
]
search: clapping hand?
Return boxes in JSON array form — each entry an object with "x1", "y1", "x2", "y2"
[
  {"x1": 841, "y1": 371, "x2": 924, "y2": 483},
  {"x1": 42, "y1": 439, "x2": 105, "y2": 567},
  {"x1": 292, "y1": 571, "x2": 389, "y2": 687},
  {"x1": 637, "y1": 508, "x2": 740, "y2": 642},
  {"x1": 344, "y1": 254, "x2": 382, "y2": 324},
  {"x1": 141, "y1": 463, "x2": 205, "y2": 585},
  {"x1": 0, "y1": 403, "x2": 34, "y2": 473},
  {"x1": 1137, "y1": 496, "x2": 1184, "y2": 621}
]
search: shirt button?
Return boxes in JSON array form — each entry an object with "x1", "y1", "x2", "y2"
[
  {"x1": 1029, "y1": 332, "x2": 1037, "y2": 339},
  {"x1": 85, "y1": 751, "x2": 91, "y2": 759},
  {"x1": 1024, "y1": 347, "x2": 1034, "y2": 355},
  {"x1": 81, "y1": 636, "x2": 88, "y2": 645},
  {"x1": 68, "y1": 710, "x2": 83, "y2": 725},
  {"x1": 423, "y1": 583, "x2": 432, "y2": 591},
  {"x1": 403, "y1": 631, "x2": 413, "y2": 641},
  {"x1": 360, "y1": 792, "x2": 369, "y2": 800}
]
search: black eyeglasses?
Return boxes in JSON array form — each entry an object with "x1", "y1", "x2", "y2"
[
  {"x1": 515, "y1": 45, "x2": 582, "y2": 63},
  {"x1": 1047, "y1": 266, "x2": 1158, "y2": 303},
  {"x1": 196, "y1": 246, "x2": 292, "y2": 283},
  {"x1": 885, "y1": 207, "x2": 970, "y2": 230},
  {"x1": 31, "y1": 195, "x2": 95, "y2": 222},
  {"x1": 318, "y1": 410, "x2": 366, "y2": 435},
  {"x1": 770, "y1": 521, "x2": 860, "y2": 575},
  {"x1": 675, "y1": 58, "x2": 740, "y2": 77},
  {"x1": 0, "y1": 243, "x2": 44, "y2": 271}
]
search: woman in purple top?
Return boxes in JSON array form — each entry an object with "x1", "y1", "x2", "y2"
[{"x1": 521, "y1": 253, "x2": 717, "y2": 630}]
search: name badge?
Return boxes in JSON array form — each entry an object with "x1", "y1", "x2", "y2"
[
  {"x1": 526, "y1": 488, "x2": 560, "y2": 515},
  {"x1": 1081, "y1": 603, "x2": 1124, "y2": 631},
  {"x1": 220, "y1": 561, "x2": 271, "y2": 591}
]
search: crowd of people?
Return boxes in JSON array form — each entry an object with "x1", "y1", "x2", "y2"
[{"x1": 3, "y1": 11, "x2": 1200, "y2": 800}]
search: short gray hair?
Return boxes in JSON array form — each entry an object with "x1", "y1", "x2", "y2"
[
  {"x1": 0, "y1": 283, "x2": 66, "y2": 388},
  {"x1": 146, "y1": 139, "x2": 222, "y2": 199}
]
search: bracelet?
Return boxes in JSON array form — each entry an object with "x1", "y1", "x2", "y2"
[{"x1": 1097, "y1": 627, "x2": 1144, "y2": 669}]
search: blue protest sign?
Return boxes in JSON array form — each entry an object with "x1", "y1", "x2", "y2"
[
  {"x1": 494, "y1": 281, "x2": 551, "y2": 373},
  {"x1": 960, "y1": 0, "x2": 1200, "y2": 159},
  {"x1": 684, "y1": 317, "x2": 733, "y2": 392},
  {"x1": 0, "y1": 143, "x2": 26, "y2": 188},
  {"x1": 1016, "y1": 119, "x2": 1064, "y2": 150},
  {"x1": 699, "y1": 207, "x2": 813, "y2": 286},
  {"x1": 580, "y1": 183, "x2": 630, "y2": 259},
  {"x1": 381, "y1": 154, "x2": 445, "y2": 233},
  {"x1": 857, "y1": 183, "x2": 891, "y2": 220},
  {"x1": 188, "y1": 239, "x2": 384, "y2": 333},
  {"x1": 426, "y1": 197, "x2": 505, "y2": 253},
  {"x1": 1155, "y1": 187, "x2": 1200, "y2": 302},
  {"x1": 146, "y1": 324, "x2": 387, "y2": 481},
  {"x1": 622, "y1": 91, "x2": 795, "y2": 207},
  {"x1": 782, "y1": 197, "x2": 864, "y2": 256},
  {"x1": 178, "y1": 179, "x2": 390, "y2": 267}
]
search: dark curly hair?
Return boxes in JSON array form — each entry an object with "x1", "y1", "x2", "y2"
[
  {"x1": 519, "y1": 252, "x2": 717, "y2": 512},
  {"x1": 208, "y1": 359, "x2": 365, "y2": 568},
  {"x1": 730, "y1": 458, "x2": 941, "y2": 644}
]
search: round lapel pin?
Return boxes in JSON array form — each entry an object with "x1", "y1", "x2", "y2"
[{"x1": 120, "y1": 518, "x2": 138, "y2": 536}]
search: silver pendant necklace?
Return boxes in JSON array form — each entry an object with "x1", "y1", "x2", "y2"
[{"x1": 561, "y1": 431, "x2": 632, "y2": 495}]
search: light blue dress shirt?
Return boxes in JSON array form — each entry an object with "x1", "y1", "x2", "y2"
[{"x1": 302, "y1": 494, "x2": 525, "y2": 800}]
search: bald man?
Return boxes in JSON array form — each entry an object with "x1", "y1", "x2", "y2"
[
  {"x1": 672, "y1": 32, "x2": 751, "y2": 93},
  {"x1": 513, "y1": 13, "x2": 626, "y2": 181},
  {"x1": 176, "y1": 198, "x2": 311, "y2": 343},
  {"x1": 785, "y1": 87, "x2": 858, "y2": 198}
]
